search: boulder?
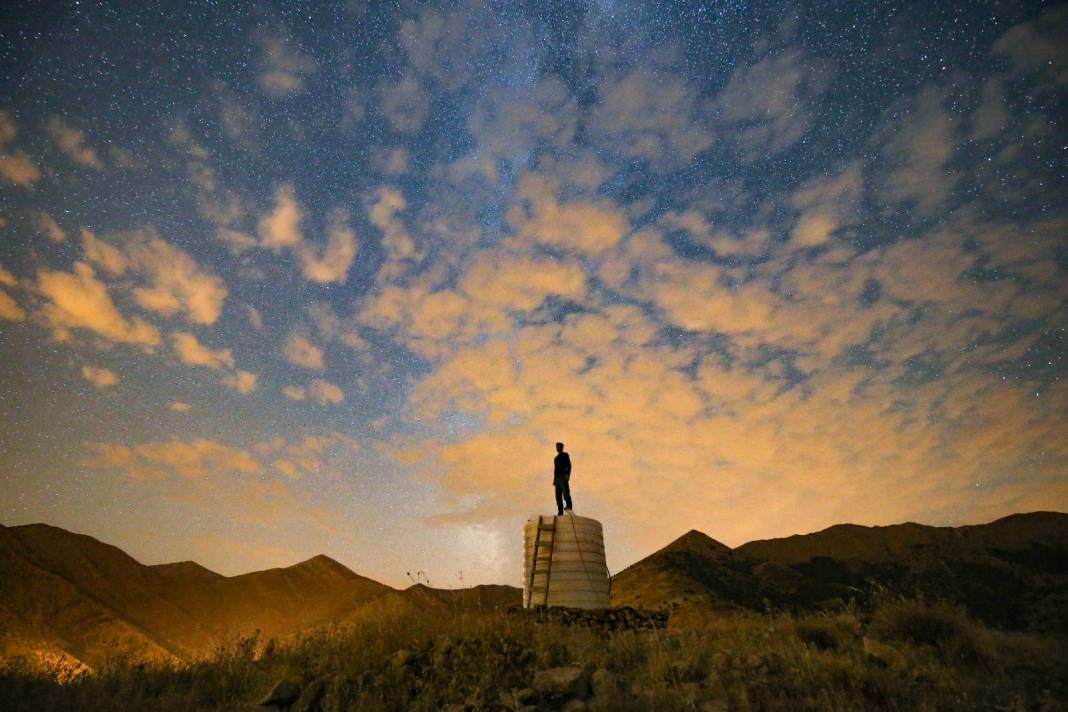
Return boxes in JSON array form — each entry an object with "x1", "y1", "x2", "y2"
[
  {"x1": 514, "y1": 688, "x2": 538, "y2": 704},
  {"x1": 294, "y1": 676, "x2": 328, "y2": 712},
  {"x1": 260, "y1": 678, "x2": 301, "y2": 709},
  {"x1": 532, "y1": 666, "x2": 591, "y2": 700}
]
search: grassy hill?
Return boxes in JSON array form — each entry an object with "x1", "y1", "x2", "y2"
[{"x1": 2, "y1": 512, "x2": 1066, "y2": 709}]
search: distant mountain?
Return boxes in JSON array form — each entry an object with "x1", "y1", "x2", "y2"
[
  {"x1": 0, "y1": 523, "x2": 518, "y2": 669},
  {"x1": 4, "y1": 512, "x2": 1065, "y2": 669},
  {"x1": 612, "y1": 512, "x2": 1068, "y2": 635}
]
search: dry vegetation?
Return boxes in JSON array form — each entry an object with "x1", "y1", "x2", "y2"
[{"x1": 2, "y1": 596, "x2": 1066, "y2": 711}]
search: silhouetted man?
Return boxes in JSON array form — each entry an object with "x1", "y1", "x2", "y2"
[{"x1": 553, "y1": 442, "x2": 572, "y2": 516}]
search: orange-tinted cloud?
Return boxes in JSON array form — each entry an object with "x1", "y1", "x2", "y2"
[
  {"x1": 36, "y1": 262, "x2": 161, "y2": 345},
  {"x1": 81, "y1": 227, "x2": 228, "y2": 325},
  {"x1": 81, "y1": 364, "x2": 119, "y2": 388},
  {"x1": 45, "y1": 116, "x2": 101, "y2": 168},
  {"x1": 587, "y1": 67, "x2": 713, "y2": 172},
  {"x1": 171, "y1": 331, "x2": 235, "y2": 370},
  {"x1": 254, "y1": 28, "x2": 316, "y2": 97},
  {"x1": 282, "y1": 332, "x2": 324, "y2": 369},
  {"x1": 505, "y1": 171, "x2": 629, "y2": 255},
  {"x1": 0, "y1": 110, "x2": 41, "y2": 186}
]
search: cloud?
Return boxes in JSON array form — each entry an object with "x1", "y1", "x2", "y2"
[
  {"x1": 81, "y1": 228, "x2": 228, "y2": 325},
  {"x1": 308, "y1": 379, "x2": 344, "y2": 404},
  {"x1": 0, "y1": 265, "x2": 25, "y2": 321},
  {"x1": 874, "y1": 87, "x2": 959, "y2": 216},
  {"x1": 36, "y1": 262, "x2": 161, "y2": 345},
  {"x1": 992, "y1": 6, "x2": 1068, "y2": 87},
  {"x1": 282, "y1": 333, "x2": 324, "y2": 369},
  {"x1": 303, "y1": 301, "x2": 367, "y2": 350},
  {"x1": 258, "y1": 183, "x2": 303, "y2": 251},
  {"x1": 367, "y1": 187, "x2": 421, "y2": 279},
  {"x1": 464, "y1": 77, "x2": 578, "y2": 173},
  {"x1": 221, "y1": 369, "x2": 257, "y2": 394},
  {"x1": 505, "y1": 171, "x2": 629, "y2": 255},
  {"x1": 245, "y1": 305, "x2": 264, "y2": 331},
  {"x1": 282, "y1": 385, "x2": 306, "y2": 400},
  {"x1": 459, "y1": 249, "x2": 587, "y2": 314},
  {"x1": 254, "y1": 29, "x2": 316, "y2": 96},
  {"x1": 298, "y1": 208, "x2": 358, "y2": 283},
  {"x1": 167, "y1": 121, "x2": 248, "y2": 228},
  {"x1": 0, "y1": 110, "x2": 40, "y2": 186},
  {"x1": 46, "y1": 116, "x2": 101, "y2": 168},
  {"x1": 32, "y1": 211, "x2": 67, "y2": 243},
  {"x1": 790, "y1": 162, "x2": 864, "y2": 247},
  {"x1": 214, "y1": 227, "x2": 257, "y2": 254},
  {"x1": 81, "y1": 364, "x2": 119, "y2": 388},
  {"x1": 255, "y1": 185, "x2": 356, "y2": 283},
  {"x1": 379, "y1": 73, "x2": 430, "y2": 133},
  {"x1": 0, "y1": 289, "x2": 25, "y2": 321},
  {"x1": 169, "y1": 402, "x2": 191, "y2": 412},
  {"x1": 586, "y1": 67, "x2": 713, "y2": 172},
  {"x1": 171, "y1": 331, "x2": 235, "y2": 370},
  {"x1": 390, "y1": 279, "x2": 1067, "y2": 579},
  {"x1": 971, "y1": 78, "x2": 1009, "y2": 141},
  {"x1": 398, "y1": 6, "x2": 492, "y2": 90},
  {"x1": 85, "y1": 437, "x2": 261, "y2": 480},
  {"x1": 710, "y1": 49, "x2": 829, "y2": 161},
  {"x1": 372, "y1": 146, "x2": 409, "y2": 175},
  {"x1": 359, "y1": 247, "x2": 589, "y2": 358}
]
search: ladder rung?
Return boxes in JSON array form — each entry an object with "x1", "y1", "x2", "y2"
[{"x1": 537, "y1": 524, "x2": 555, "y2": 531}]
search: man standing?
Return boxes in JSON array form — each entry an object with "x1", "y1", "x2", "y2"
[{"x1": 553, "y1": 442, "x2": 573, "y2": 516}]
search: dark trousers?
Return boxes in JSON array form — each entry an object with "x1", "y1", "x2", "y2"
[{"x1": 555, "y1": 481, "x2": 572, "y2": 515}]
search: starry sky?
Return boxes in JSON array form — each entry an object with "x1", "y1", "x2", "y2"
[{"x1": 0, "y1": 1, "x2": 1065, "y2": 588}]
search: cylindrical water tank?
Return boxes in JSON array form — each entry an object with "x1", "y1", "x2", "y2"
[{"x1": 523, "y1": 514, "x2": 610, "y2": 609}]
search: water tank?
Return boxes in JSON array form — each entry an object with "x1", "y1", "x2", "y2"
[{"x1": 523, "y1": 514, "x2": 610, "y2": 609}]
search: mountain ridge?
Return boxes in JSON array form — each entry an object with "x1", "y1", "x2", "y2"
[{"x1": 3, "y1": 511, "x2": 1066, "y2": 669}]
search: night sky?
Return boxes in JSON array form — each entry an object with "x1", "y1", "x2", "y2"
[{"x1": 0, "y1": 1, "x2": 1065, "y2": 588}]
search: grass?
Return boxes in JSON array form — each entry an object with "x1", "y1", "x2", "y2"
[{"x1": 2, "y1": 598, "x2": 1066, "y2": 711}]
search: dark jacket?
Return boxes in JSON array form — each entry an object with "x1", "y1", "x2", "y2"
[{"x1": 553, "y1": 452, "x2": 571, "y2": 485}]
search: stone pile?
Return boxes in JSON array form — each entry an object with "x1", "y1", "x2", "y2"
[{"x1": 507, "y1": 605, "x2": 669, "y2": 631}]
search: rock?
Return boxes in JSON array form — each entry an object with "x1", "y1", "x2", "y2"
[
  {"x1": 591, "y1": 668, "x2": 618, "y2": 697},
  {"x1": 744, "y1": 653, "x2": 765, "y2": 671},
  {"x1": 260, "y1": 678, "x2": 301, "y2": 708},
  {"x1": 562, "y1": 700, "x2": 589, "y2": 711},
  {"x1": 294, "y1": 677, "x2": 328, "y2": 712},
  {"x1": 292, "y1": 678, "x2": 328, "y2": 712},
  {"x1": 390, "y1": 649, "x2": 415, "y2": 668},
  {"x1": 863, "y1": 636, "x2": 907, "y2": 669},
  {"x1": 532, "y1": 666, "x2": 591, "y2": 700},
  {"x1": 514, "y1": 688, "x2": 538, "y2": 704}
]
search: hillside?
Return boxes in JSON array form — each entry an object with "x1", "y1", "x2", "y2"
[
  {"x1": 613, "y1": 511, "x2": 1068, "y2": 635},
  {"x1": 3, "y1": 511, "x2": 1066, "y2": 673},
  {"x1": 0, "y1": 523, "x2": 514, "y2": 669}
]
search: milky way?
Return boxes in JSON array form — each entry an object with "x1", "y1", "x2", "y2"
[{"x1": 0, "y1": 1, "x2": 1065, "y2": 586}]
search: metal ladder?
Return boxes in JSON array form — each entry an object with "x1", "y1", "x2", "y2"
[{"x1": 527, "y1": 515, "x2": 556, "y2": 607}]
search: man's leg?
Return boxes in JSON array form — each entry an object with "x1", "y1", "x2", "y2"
[
  {"x1": 555, "y1": 484, "x2": 564, "y2": 516},
  {"x1": 563, "y1": 482, "x2": 573, "y2": 511}
]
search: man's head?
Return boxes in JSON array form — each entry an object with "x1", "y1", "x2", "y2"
[{"x1": 556, "y1": 442, "x2": 564, "y2": 452}]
